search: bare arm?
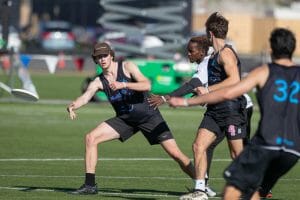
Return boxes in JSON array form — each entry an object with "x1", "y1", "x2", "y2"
[
  {"x1": 207, "y1": 48, "x2": 241, "y2": 92},
  {"x1": 169, "y1": 65, "x2": 269, "y2": 107},
  {"x1": 109, "y1": 61, "x2": 151, "y2": 91},
  {"x1": 67, "y1": 77, "x2": 103, "y2": 119}
]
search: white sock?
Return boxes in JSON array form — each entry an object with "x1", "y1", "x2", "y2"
[{"x1": 195, "y1": 179, "x2": 205, "y2": 191}]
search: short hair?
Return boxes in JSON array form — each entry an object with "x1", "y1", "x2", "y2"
[
  {"x1": 189, "y1": 36, "x2": 210, "y2": 54},
  {"x1": 205, "y1": 12, "x2": 228, "y2": 39},
  {"x1": 270, "y1": 28, "x2": 296, "y2": 59}
]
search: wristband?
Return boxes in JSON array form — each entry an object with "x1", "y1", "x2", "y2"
[
  {"x1": 122, "y1": 82, "x2": 127, "y2": 89},
  {"x1": 183, "y1": 99, "x2": 189, "y2": 107},
  {"x1": 161, "y1": 96, "x2": 167, "y2": 103}
]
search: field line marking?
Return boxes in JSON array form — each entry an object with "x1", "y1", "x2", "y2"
[
  {"x1": 0, "y1": 174, "x2": 299, "y2": 181},
  {"x1": 0, "y1": 186, "x2": 222, "y2": 199},
  {"x1": 0, "y1": 158, "x2": 232, "y2": 162}
]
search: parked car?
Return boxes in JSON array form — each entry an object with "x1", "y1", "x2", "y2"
[{"x1": 41, "y1": 21, "x2": 75, "y2": 51}]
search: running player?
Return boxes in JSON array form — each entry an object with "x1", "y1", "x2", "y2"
[
  {"x1": 169, "y1": 28, "x2": 299, "y2": 200},
  {"x1": 67, "y1": 42, "x2": 195, "y2": 194}
]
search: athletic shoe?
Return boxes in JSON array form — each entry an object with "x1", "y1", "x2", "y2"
[
  {"x1": 179, "y1": 190, "x2": 208, "y2": 200},
  {"x1": 260, "y1": 190, "x2": 272, "y2": 199},
  {"x1": 205, "y1": 185, "x2": 217, "y2": 197},
  {"x1": 71, "y1": 184, "x2": 98, "y2": 195}
]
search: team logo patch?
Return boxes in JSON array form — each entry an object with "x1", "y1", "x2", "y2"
[{"x1": 228, "y1": 125, "x2": 236, "y2": 136}]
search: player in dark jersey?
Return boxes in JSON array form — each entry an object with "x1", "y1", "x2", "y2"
[
  {"x1": 169, "y1": 28, "x2": 299, "y2": 200},
  {"x1": 177, "y1": 12, "x2": 247, "y2": 200},
  {"x1": 149, "y1": 36, "x2": 254, "y2": 198},
  {"x1": 67, "y1": 42, "x2": 195, "y2": 195},
  {"x1": 149, "y1": 36, "x2": 218, "y2": 197}
]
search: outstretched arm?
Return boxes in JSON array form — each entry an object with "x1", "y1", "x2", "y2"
[
  {"x1": 67, "y1": 77, "x2": 103, "y2": 120},
  {"x1": 169, "y1": 65, "x2": 269, "y2": 107},
  {"x1": 148, "y1": 78, "x2": 203, "y2": 109}
]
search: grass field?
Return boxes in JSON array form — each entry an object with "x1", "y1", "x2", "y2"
[{"x1": 0, "y1": 72, "x2": 299, "y2": 199}]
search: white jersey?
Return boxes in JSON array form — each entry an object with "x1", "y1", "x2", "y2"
[
  {"x1": 192, "y1": 55, "x2": 253, "y2": 109},
  {"x1": 192, "y1": 56, "x2": 209, "y2": 87}
]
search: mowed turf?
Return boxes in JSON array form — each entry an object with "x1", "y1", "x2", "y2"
[
  {"x1": 0, "y1": 72, "x2": 299, "y2": 199},
  {"x1": 0, "y1": 102, "x2": 299, "y2": 200}
]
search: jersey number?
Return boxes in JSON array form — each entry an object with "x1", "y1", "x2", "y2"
[{"x1": 273, "y1": 79, "x2": 300, "y2": 104}]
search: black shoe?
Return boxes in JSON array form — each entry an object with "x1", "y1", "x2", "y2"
[{"x1": 71, "y1": 184, "x2": 98, "y2": 195}]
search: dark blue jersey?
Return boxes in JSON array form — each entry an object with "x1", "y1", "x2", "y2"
[
  {"x1": 206, "y1": 44, "x2": 246, "y2": 126},
  {"x1": 99, "y1": 62, "x2": 160, "y2": 122},
  {"x1": 252, "y1": 63, "x2": 300, "y2": 157},
  {"x1": 207, "y1": 44, "x2": 242, "y2": 86}
]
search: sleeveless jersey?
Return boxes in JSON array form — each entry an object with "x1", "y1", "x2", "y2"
[
  {"x1": 206, "y1": 44, "x2": 246, "y2": 125},
  {"x1": 252, "y1": 63, "x2": 300, "y2": 157},
  {"x1": 99, "y1": 62, "x2": 159, "y2": 121}
]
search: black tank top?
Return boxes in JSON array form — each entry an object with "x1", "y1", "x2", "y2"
[
  {"x1": 99, "y1": 62, "x2": 159, "y2": 121},
  {"x1": 252, "y1": 63, "x2": 300, "y2": 157},
  {"x1": 206, "y1": 44, "x2": 246, "y2": 124}
]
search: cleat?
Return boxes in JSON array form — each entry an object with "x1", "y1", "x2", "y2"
[
  {"x1": 260, "y1": 190, "x2": 272, "y2": 199},
  {"x1": 70, "y1": 184, "x2": 98, "y2": 195},
  {"x1": 259, "y1": 188, "x2": 272, "y2": 199},
  {"x1": 205, "y1": 185, "x2": 217, "y2": 197},
  {"x1": 179, "y1": 190, "x2": 208, "y2": 200}
]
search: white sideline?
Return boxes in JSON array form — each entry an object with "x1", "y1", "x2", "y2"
[
  {"x1": 0, "y1": 186, "x2": 222, "y2": 199},
  {"x1": 0, "y1": 158, "x2": 232, "y2": 161},
  {"x1": 0, "y1": 174, "x2": 298, "y2": 181}
]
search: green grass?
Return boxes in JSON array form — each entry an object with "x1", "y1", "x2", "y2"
[
  {"x1": 0, "y1": 102, "x2": 299, "y2": 200},
  {"x1": 0, "y1": 72, "x2": 299, "y2": 199}
]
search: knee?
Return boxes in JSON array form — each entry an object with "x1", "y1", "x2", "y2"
[
  {"x1": 193, "y1": 142, "x2": 205, "y2": 155},
  {"x1": 85, "y1": 133, "x2": 96, "y2": 147}
]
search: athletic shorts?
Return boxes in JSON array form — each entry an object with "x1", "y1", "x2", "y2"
[
  {"x1": 105, "y1": 114, "x2": 173, "y2": 145},
  {"x1": 199, "y1": 114, "x2": 247, "y2": 140},
  {"x1": 223, "y1": 144, "x2": 299, "y2": 197}
]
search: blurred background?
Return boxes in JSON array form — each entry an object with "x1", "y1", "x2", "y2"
[{"x1": 1, "y1": 0, "x2": 300, "y2": 101}]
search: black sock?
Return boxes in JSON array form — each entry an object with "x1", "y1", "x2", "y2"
[{"x1": 85, "y1": 173, "x2": 95, "y2": 186}]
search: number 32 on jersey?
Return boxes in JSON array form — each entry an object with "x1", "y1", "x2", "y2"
[{"x1": 273, "y1": 79, "x2": 300, "y2": 104}]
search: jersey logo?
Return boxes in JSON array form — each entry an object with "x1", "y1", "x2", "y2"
[
  {"x1": 273, "y1": 79, "x2": 300, "y2": 104},
  {"x1": 275, "y1": 136, "x2": 295, "y2": 147},
  {"x1": 228, "y1": 125, "x2": 236, "y2": 136}
]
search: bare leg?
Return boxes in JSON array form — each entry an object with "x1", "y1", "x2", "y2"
[
  {"x1": 85, "y1": 122, "x2": 120, "y2": 173},
  {"x1": 160, "y1": 139, "x2": 195, "y2": 179},
  {"x1": 250, "y1": 191, "x2": 260, "y2": 200},
  {"x1": 227, "y1": 139, "x2": 243, "y2": 159},
  {"x1": 194, "y1": 128, "x2": 216, "y2": 180},
  {"x1": 223, "y1": 185, "x2": 241, "y2": 200}
]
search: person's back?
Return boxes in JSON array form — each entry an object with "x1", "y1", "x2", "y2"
[{"x1": 253, "y1": 63, "x2": 300, "y2": 155}]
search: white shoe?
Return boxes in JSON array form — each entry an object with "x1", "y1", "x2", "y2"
[
  {"x1": 179, "y1": 190, "x2": 208, "y2": 200},
  {"x1": 205, "y1": 185, "x2": 217, "y2": 197}
]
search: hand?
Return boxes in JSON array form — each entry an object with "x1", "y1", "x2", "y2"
[
  {"x1": 194, "y1": 86, "x2": 209, "y2": 95},
  {"x1": 67, "y1": 103, "x2": 77, "y2": 120},
  {"x1": 109, "y1": 81, "x2": 126, "y2": 91},
  {"x1": 168, "y1": 97, "x2": 185, "y2": 107},
  {"x1": 148, "y1": 94, "x2": 167, "y2": 109}
]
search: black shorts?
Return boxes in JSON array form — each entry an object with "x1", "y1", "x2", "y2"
[
  {"x1": 105, "y1": 114, "x2": 173, "y2": 145},
  {"x1": 223, "y1": 144, "x2": 299, "y2": 196},
  {"x1": 199, "y1": 114, "x2": 247, "y2": 140}
]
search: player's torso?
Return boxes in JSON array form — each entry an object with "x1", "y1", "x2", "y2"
[{"x1": 254, "y1": 63, "x2": 300, "y2": 156}]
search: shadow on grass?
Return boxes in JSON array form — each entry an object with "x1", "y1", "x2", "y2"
[{"x1": 14, "y1": 186, "x2": 182, "y2": 199}]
